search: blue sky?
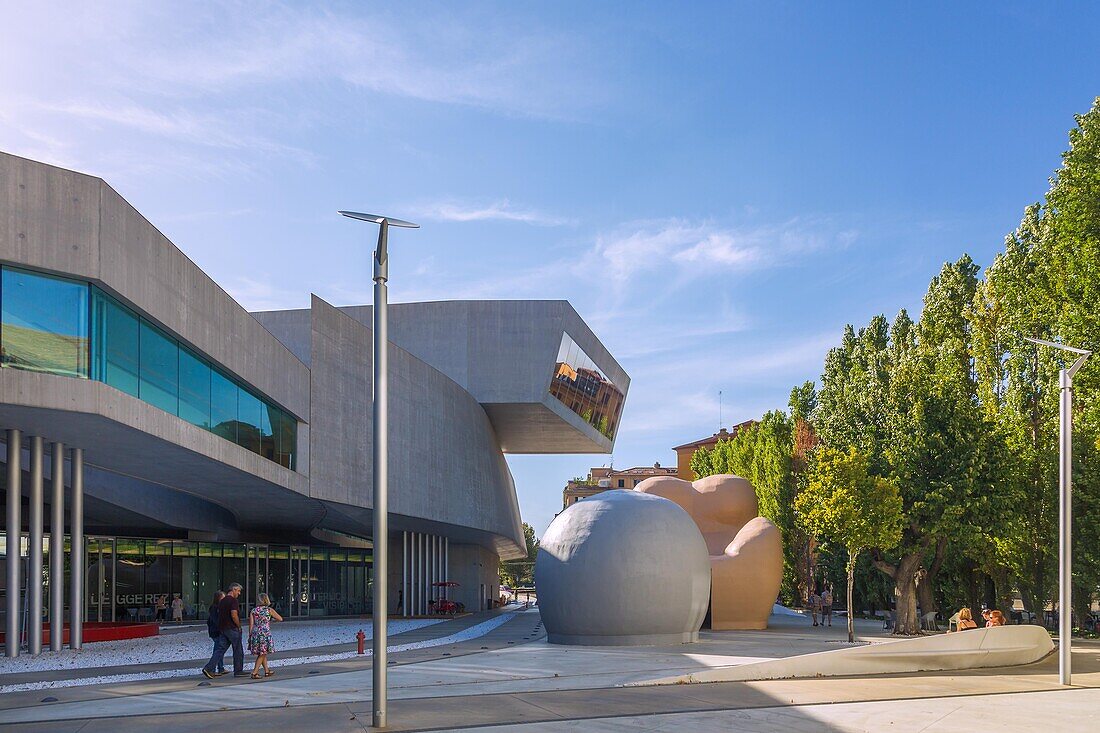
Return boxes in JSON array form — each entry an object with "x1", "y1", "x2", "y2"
[{"x1": 3, "y1": 2, "x2": 1099, "y2": 537}]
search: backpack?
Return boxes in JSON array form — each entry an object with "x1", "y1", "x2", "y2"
[{"x1": 207, "y1": 605, "x2": 220, "y2": 639}]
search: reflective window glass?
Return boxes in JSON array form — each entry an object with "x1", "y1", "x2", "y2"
[
  {"x1": 178, "y1": 346, "x2": 211, "y2": 429},
  {"x1": 91, "y1": 289, "x2": 139, "y2": 396},
  {"x1": 210, "y1": 369, "x2": 238, "y2": 443},
  {"x1": 1, "y1": 267, "x2": 89, "y2": 378},
  {"x1": 138, "y1": 320, "x2": 179, "y2": 414},
  {"x1": 236, "y1": 387, "x2": 262, "y2": 453},
  {"x1": 271, "y1": 405, "x2": 297, "y2": 470},
  {"x1": 260, "y1": 402, "x2": 276, "y2": 462},
  {"x1": 548, "y1": 333, "x2": 623, "y2": 440}
]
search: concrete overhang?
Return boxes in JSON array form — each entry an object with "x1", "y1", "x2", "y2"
[
  {"x1": 0, "y1": 369, "x2": 319, "y2": 532},
  {"x1": 255, "y1": 299, "x2": 629, "y2": 455},
  {"x1": 319, "y1": 501, "x2": 526, "y2": 561}
]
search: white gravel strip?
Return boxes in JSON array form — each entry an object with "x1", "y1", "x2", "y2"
[
  {"x1": 0, "y1": 612, "x2": 522, "y2": 694},
  {"x1": 0, "y1": 618, "x2": 442, "y2": 676}
]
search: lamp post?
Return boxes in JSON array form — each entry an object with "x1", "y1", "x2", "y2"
[
  {"x1": 339, "y1": 210, "x2": 419, "y2": 729},
  {"x1": 1023, "y1": 336, "x2": 1091, "y2": 686}
]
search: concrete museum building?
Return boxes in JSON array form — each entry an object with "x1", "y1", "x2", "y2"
[{"x1": 0, "y1": 152, "x2": 628, "y2": 652}]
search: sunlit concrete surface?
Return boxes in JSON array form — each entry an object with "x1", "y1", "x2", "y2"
[
  {"x1": 451, "y1": 687, "x2": 1100, "y2": 733},
  {"x1": 640, "y1": 624, "x2": 1055, "y2": 685},
  {"x1": 2, "y1": 611, "x2": 1095, "y2": 732},
  {"x1": 0, "y1": 612, "x2": 892, "y2": 723}
]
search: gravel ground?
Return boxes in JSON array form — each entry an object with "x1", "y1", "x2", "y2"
[
  {"x1": 0, "y1": 618, "x2": 443, "y2": 676},
  {"x1": 0, "y1": 612, "x2": 522, "y2": 693}
]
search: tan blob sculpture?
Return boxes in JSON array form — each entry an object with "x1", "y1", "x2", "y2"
[{"x1": 635, "y1": 474, "x2": 783, "y2": 630}]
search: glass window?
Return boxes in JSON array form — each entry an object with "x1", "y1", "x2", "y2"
[
  {"x1": 548, "y1": 333, "x2": 624, "y2": 440},
  {"x1": 260, "y1": 402, "x2": 276, "y2": 462},
  {"x1": 1, "y1": 267, "x2": 89, "y2": 378},
  {"x1": 309, "y1": 548, "x2": 328, "y2": 615},
  {"x1": 237, "y1": 388, "x2": 262, "y2": 453},
  {"x1": 178, "y1": 346, "x2": 211, "y2": 429},
  {"x1": 114, "y1": 539, "x2": 147, "y2": 620},
  {"x1": 221, "y1": 544, "x2": 246, "y2": 596},
  {"x1": 138, "y1": 320, "x2": 179, "y2": 414},
  {"x1": 274, "y1": 407, "x2": 297, "y2": 470},
  {"x1": 210, "y1": 369, "x2": 238, "y2": 443},
  {"x1": 91, "y1": 289, "x2": 139, "y2": 396}
]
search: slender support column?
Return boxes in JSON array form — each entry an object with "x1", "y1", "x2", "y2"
[
  {"x1": 50, "y1": 442, "x2": 64, "y2": 652},
  {"x1": 5, "y1": 429, "x2": 22, "y2": 658},
  {"x1": 372, "y1": 220, "x2": 389, "y2": 729},
  {"x1": 111, "y1": 538, "x2": 117, "y2": 622},
  {"x1": 27, "y1": 437, "x2": 44, "y2": 656},
  {"x1": 1059, "y1": 368, "x2": 1072, "y2": 686},
  {"x1": 69, "y1": 448, "x2": 84, "y2": 650}
]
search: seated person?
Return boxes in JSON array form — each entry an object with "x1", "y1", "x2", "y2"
[{"x1": 950, "y1": 607, "x2": 978, "y2": 632}]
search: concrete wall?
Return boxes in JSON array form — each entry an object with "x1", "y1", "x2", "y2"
[
  {"x1": 306, "y1": 297, "x2": 525, "y2": 556},
  {"x1": 447, "y1": 543, "x2": 501, "y2": 612},
  {"x1": 256, "y1": 300, "x2": 630, "y2": 454}
]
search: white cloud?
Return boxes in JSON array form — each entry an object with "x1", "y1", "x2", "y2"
[
  {"x1": 590, "y1": 218, "x2": 857, "y2": 287},
  {"x1": 0, "y1": 4, "x2": 608, "y2": 183},
  {"x1": 416, "y1": 200, "x2": 573, "y2": 226}
]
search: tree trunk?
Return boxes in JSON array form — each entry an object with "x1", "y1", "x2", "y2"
[
  {"x1": 874, "y1": 552, "x2": 924, "y2": 635},
  {"x1": 847, "y1": 550, "x2": 857, "y2": 643},
  {"x1": 916, "y1": 538, "x2": 947, "y2": 621},
  {"x1": 916, "y1": 570, "x2": 936, "y2": 622}
]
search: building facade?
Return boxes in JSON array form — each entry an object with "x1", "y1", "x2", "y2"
[
  {"x1": 672, "y1": 421, "x2": 756, "y2": 480},
  {"x1": 0, "y1": 152, "x2": 628, "y2": 652},
  {"x1": 561, "y1": 463, "x2": 677, "y2": 509}
]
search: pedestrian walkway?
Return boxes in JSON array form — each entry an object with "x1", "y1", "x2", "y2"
[
  {"x1": 3, "y1": 611, "x2": 1094, "y2": 732},
  {"x1": 0, "y1": 617, "x2": 446, "y2": 685},
  {"x1": 0, "y1": 606, "x2": 541, "y2": 724}
]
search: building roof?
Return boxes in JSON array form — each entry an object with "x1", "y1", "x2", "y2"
[
  {"x1": 607, "y1": 465, "x2": 677, "y2": 476},
  {"x1": 672, "y1": 420, "x2": 757, "y2": 451}
]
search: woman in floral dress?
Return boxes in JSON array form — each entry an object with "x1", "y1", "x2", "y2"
[{"x1": 248, "y1": 593, "x2": 283, "y2": 679}]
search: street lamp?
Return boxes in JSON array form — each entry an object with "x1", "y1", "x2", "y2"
[
  {"x1": 339, "y1": 210, "x2": 419, "y2": 728},
  {"x1": 1023, "y1": 336, "x2": 1091, "y2": 686}
]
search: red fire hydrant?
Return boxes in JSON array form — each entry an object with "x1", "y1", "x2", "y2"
[{"x1": 356, "y1": 629, "x2": 366, "y2": 655}]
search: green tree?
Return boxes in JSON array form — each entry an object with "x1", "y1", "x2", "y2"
[
  {"x1": 500, "y1": 523, "x2": 539, "y2": 587},
  {"x1": 796, "y1": 446, "x2": 904, "y2": 642},
  {"x1": 690, "y1": 412, "x2": 805, "y2": 602}
]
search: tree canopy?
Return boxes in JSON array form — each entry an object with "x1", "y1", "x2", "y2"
[{"x1": 712, "y1": 97, "x2": 1100, "y2": 635}]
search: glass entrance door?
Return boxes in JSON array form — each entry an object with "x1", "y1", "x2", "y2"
[
  {"x1": 290, "y1": 546, "x2": 310, "y2": 618},
  {"x1": 245, "y1": 545, "x2": 268, "y2": 615},
  {"x1": 85, "y1": 536, "x2": 115, "y2": 622}
]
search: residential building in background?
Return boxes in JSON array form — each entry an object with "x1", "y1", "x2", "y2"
[
  {"x1": 672, "y1": 420, "x2": 756, "y2": 480},
  {"x1": 562, "y1": 463, "x2": 677, "y2": 508}
]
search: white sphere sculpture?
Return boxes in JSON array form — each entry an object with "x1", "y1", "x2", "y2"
[{"x1": 534, "y1": 490, "x2": 711, "y2": 645}]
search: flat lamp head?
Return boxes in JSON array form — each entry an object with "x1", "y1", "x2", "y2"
[
  {"x1": 1022, "y1": 337, "x2": 1091, "y2": 356},
  {"x1": 338, "y1": 211, "x2": 420, "y2": 228}
]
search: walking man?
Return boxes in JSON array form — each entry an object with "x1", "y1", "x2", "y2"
[
  {"x1": 202, "y1": 582, "x2": 246, "y2": 679},
  {"x1": 822, "y1": 585, "x2": 833, "y2": 627}
]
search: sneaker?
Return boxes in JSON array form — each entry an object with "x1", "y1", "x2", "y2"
[
  {"x1": 233, "y1": 672, "x2": 251, "y2": 677},
  {"x1": 215, "y1": 670, "x2": 229, "y2": 676},
  {"x1": 202, "y1": 669, "x2": 215, "y2": 679}
]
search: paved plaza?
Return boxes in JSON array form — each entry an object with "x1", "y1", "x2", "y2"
[{"x1": 0, "y1": 608, "x2": 1096, "y2": 731}]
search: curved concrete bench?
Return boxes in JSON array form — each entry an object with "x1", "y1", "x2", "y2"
[{"x1": 636, "y1": 626, "x2": 1055, "y2": 685}]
